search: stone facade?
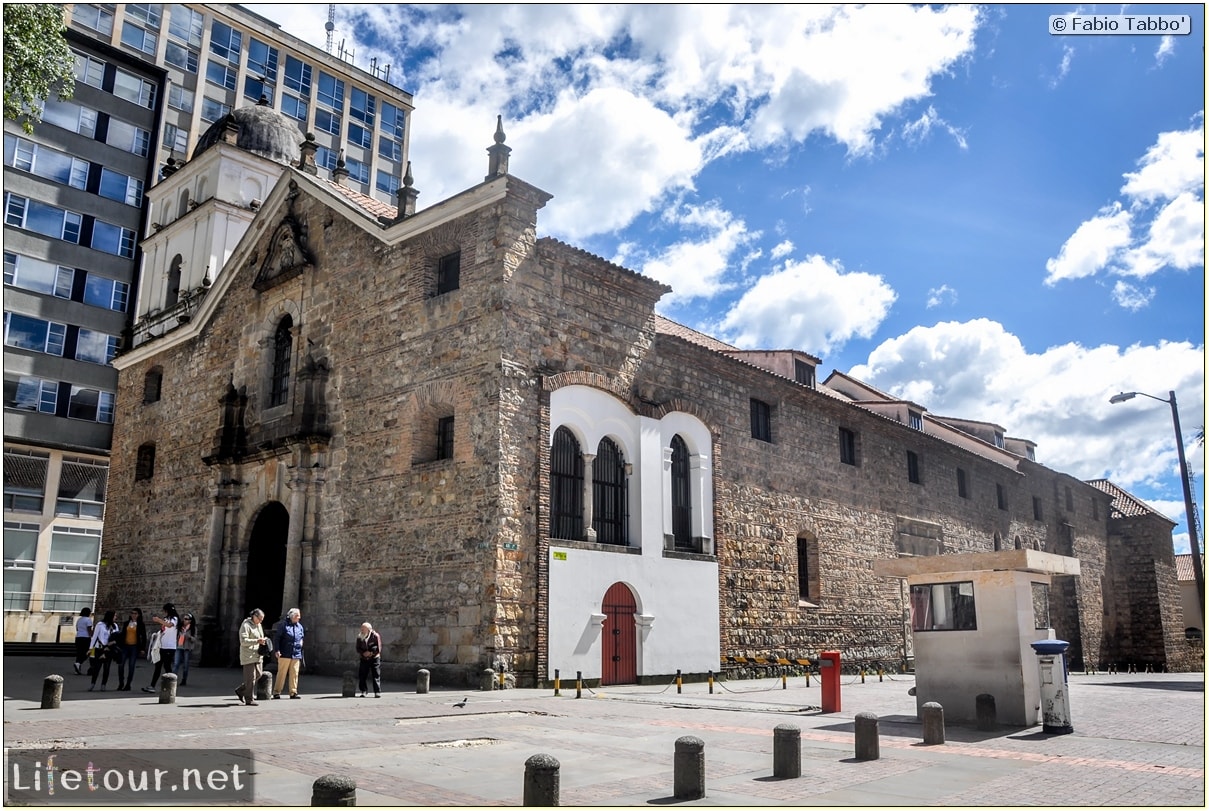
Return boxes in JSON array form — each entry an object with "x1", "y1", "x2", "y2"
[{"x1": 96, "y1": 118, "x2": 1199, "y2": 687}]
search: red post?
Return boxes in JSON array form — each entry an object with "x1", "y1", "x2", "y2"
[{"x1": 820, "y1": 650, "x2": 841, "y2": 713}]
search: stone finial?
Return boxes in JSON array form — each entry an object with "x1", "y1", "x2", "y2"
[
  {"x1": 222, "y1": 114, "x2": 240, "y2": 145},
  {"x1": 331, "y1": 149, "x2": 349, "y2": 185},
  {"x1": 394, "y1": 161, "x2": 419, "y2": 220},
  {"x1": 486, "y1": 114, "x2": 512, "y2": 180},
  {"x1": 299, "y1": 132, "x2": 318, "y2": 175}
]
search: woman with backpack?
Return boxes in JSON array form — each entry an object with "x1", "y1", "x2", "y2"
[{"x1": 87, "y1": 610, "x2": 119, "y2": 691}]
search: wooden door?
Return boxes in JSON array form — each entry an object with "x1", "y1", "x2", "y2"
[{"x1": 601, "y1": 582, "x2": 637, "y2": 685}]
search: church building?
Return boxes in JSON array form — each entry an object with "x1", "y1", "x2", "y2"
[{"x1": 96, "y1": 102, "x2": 1198, "y2": 686}]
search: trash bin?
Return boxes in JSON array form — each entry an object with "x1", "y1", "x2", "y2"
[
  {"x1": 819, "y1": 650, "x2": 841, "y2": 713},
  {"x1": 1030, "y1": 639, "x2": 1073, "y2": 734}
]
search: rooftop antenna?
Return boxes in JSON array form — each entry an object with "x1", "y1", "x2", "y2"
[{"x1": 325, "y1": 4, "x2": 335, "y2": 54}]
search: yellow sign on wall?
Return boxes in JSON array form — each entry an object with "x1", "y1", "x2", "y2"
[{"x1": 553, "y1": 551, "x2": 567, "y2": 561}]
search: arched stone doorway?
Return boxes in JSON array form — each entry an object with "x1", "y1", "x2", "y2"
[
  {"x1": 245, "y1": 501, "x2": 288, "y2": 626},
  {"x1": 601, "y1": 582, "x2": 638, "y2": 685}
]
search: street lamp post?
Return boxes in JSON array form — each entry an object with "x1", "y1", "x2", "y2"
[{"x1": 1110, "y1": 390, "x2": 1205, "y2": 614}]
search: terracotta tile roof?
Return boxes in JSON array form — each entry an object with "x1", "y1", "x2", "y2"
[
  {"x1": 318, "y1": 176, "x2": 397, "y2": 221},
  {"x1": 1175, "y1": 554, "x2": 1205, "y2": 582},
  {"x1": 1086, "y1": 479, "x2": 1171, "y2": 521},
  {"x1": 653, "y1": 314, "x2": 736, "y2": 353}
]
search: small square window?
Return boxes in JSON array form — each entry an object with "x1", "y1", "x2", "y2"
[
  {"x1": 839, "y1": 427, "x2": 857, "y2": 466},
  {"x1": 436, "y1": 251, "x2": 460, "y2": 295},
  {"x1": 794, "y1": 359, "x2": 814, "y2": 388},
  {"x1": 750, "y1": 398, "x2": 771, "y2": 442}
]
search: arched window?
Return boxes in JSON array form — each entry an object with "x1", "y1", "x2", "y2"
[
  {"x1": 593, "y1": 437, "x2": 628, "y2": 546},
  {"x1": 670, "y1": 434, "x2": 692, "y2": 550},
  {"x1": 166, "y1": 255, "x2": 183, "y2": 308},
  {"x1": 135, "y1": 443, "x2": 156, "y2": 481},
  {"x1": 143, "y1": 367, "x2": 163, "y2": 403},
  {"x1": 269, "y1": 315, "x2": 292, "y2": 407},
  {"x1": 550, "y1": 427, "x2": 583, "y2": 540}
]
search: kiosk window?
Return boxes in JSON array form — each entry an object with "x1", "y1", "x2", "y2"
[{"x1": 910, "y1": 581, "x2": 977, "y2": 631}]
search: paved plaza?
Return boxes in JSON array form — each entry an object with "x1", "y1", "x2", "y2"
[{"x1": 2, "y1": 654, "x2": 1204, "y2": 806}]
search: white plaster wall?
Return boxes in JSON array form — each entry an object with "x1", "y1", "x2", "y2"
[
  {"x1": 547, "y1": 386, "x2": 719, "y2": 679},
  {"x1": 912, "y1": 569, "x2": 1055, "y2": 726}
]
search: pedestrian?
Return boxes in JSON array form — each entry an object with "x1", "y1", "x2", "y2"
[
  {"x1": 87, "y1": 610, "x2": 119, "y2": 691},
  {"x1": 142, "y1": 602, "x2": 179, "y2": 693},
  {"x1": 235, "y1": 608, "x2": 268, "y2": 706},
  {"x1": 72, "y1": 607, "x2": 92, "y2": 675},
  {"x1": 355, "y1": 622, "x2": 383, "y2": 698},
  {"x1": 116, "y1": 607, "x2": 147, "y2": 691},
  {"x1": 272, "y1": 608, "x2": 304, "y2": 699},
  {"x1": 175, "y1": 614, "x2": 197, "y2": 687}
]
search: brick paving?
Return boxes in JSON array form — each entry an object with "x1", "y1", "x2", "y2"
[{"x1": 2, "y1": 656, "x2": 1204, "y2": 806}]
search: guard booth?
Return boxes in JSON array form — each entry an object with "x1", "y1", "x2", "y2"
[{"x1": 874, "y1": 549, "x2": 1080, "y2": 727}]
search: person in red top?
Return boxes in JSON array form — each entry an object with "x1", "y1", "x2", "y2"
[{"x1": 355, "y1": 622, "x2": 382, "y2": 698}]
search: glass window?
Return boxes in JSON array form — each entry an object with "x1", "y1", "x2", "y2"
[
  {"x1": 244, "y1": 76, "x2": 274, "y2": 105},
  {"x1": 348, "y1": 122, "x2": 372, "y2": 149},
  {"x1": 4, "y1": 134, "x2": 34, "y2": 171},
  {"x1": 74, "y1": 53, "x2": 105, "y2": 88},
  {"x1": 283, "y1": 56, "x2": 312, "y2": 95},
  {"x1": 105, "y1": 119, "x2": 151, "y2": 156},
  {"x1": 83, "y1": 276, "x2": 129, "y2": 312},
  {"x1": 168, "y1": 84, "x2": 193, "y2": 112},
  {"x1": 314, "y1": 108, "x2": 340, "y2": 135},
  {"x1": 592, "y1": 437, "x2": 628, "y2": 546},
  {"x1": 68, "y1": 386, "x2": 115, "y2": 422},
  {"x1": 41, "y1": 100, "x2": 98, "y2": 138},
  {"x1": 4, "y1": 137, "x2": 88, "y2": 189},
  {"x1": 670, "y1": 434, "x2": 692, "y2": 549},
  {"x1": 550, "y1": 427, "x2": 583, "y2": 540},
  {"x1": 247, "y1": 38, "x2": 279, "y2": 81},
  {"x1": 98, "y1": 168, "x2": 143, "y2": 207},
  {"x1": 4, "y1": 454, "x2": 48, "y2": 513},
  {"x1": 380, "y1": 101, "x2": 405, "y2": 139},
  {"x1": 3, "y1": 253, "x2": 73, "y2": 298},
  {"x1": 839, "y1": 427, "x2": 857, "y2": 465},
  {"x1": 120, "y1": 21, "x2": 157, "y2": 55},
  {"x1": 350, "y1": 87, "x2": 375, "y2": 125},
  {"x1": 345, "y1": 157, "x2": 369, "y2": 184},
  {"x1": 750, "y1": 398, "x2": 771, "y2": 442},
  {"x1": 4, "y1": 312, "x2": 67, "y2": 356},
  {"x1": 45, "y1": 529, "x2": 102, "y2": 610},
  {"x1": 378, "y1": 136, "x2": 401, "y2": 162},
  {"x1": 315, "y1": 146, "x2": 338, "y2": 172},
  {"x1": 5, "y1": 376, "x2": 58, "y2": 414},
  {"x1": 210, "y1": 20, "x2": 242, "y2": 63},
  {"x1": 74, "y1": 329, "x2": 120, "y2": 365},
  {"x1": 281, "y1": 94, "x2": 308, "y2": 123},
  {"x1": 201, "y1": 96, "x2": 231, "y2": 123},
  {"x1": 164, "y1": 123, "x2": 188, "y2": 153},
  {"x1": 55, "y1": 460, "x2": 108, "y2": 519},
  {"x1": 73, "y1": 4, "x2": 115, "y2": 36},
  {"x1": 910, "y1": 581, "x2": 977, "y2": 631},
  {"x1": 168, "y1": 4, "x2": 203, "y2": 47},
  {"x1": 206, "y1": 60, "x2": 237, "y2": 91},
  {"x1": 317, "y1": 72, "x2": 344, "y2": 109},
  {"x1": 5, "y1": 195, "x2": 83, "y2": 243},
  {"x1": 124, "y1": 4, "x2": 162, "y2": 28},
  {"x1": 164, "y1": 41, "x2": 199, "y2": 73},
  {"x1": 376, "y1": 170, "x2": 400, "y2": 196},
  {"x1": 90, "y1": 221, "x2": 136, "y2": 258},
  {"x1": 112, "y1": 69, "x2": 157, "y2": 108}
]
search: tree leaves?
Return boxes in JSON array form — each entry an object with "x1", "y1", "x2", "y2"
[{"x1": 3, "y1": 4, "x2": 75, "y2": 133}]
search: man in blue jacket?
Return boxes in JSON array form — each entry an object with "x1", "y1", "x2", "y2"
[{"x1": 272, "y1": 608, "x2": 304, "y2": 699}]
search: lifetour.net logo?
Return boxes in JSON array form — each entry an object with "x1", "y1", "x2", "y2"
[{"x1": 5, "y1": 748, "x2": 254, "y2": 805}]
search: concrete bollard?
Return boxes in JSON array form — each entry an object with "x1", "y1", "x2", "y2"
[
  {"x1": 311, "y1": 773, "x2": 357, "y2": 806},
  {"x1": 342, "y1": 671, "x2": 357, "y2": 698},
  {"x1": 921, "y1": 702, "x2": 944, "y2": 745},
  {"x1": 673, "y1": 736, "x2": 705, "y2": 799},
  {"x1": 522, "y1": 753, "x2": 560, "y2": 806},
  {"x1": 159, "y1": 672, "x2": 178, "y2": 704},
  {"x1": 854, "y1": 712, "x2": 880, "y2": 761},
  {"x1": 416, "y1": 669, "x2": 430, "y2": 694},
  {"x1": 480, "y1": 668, "x2": 496, "y2": 691},
  {"x1": 41, "y1": 674, "x2": 64, "y2": 709},
  {"x1": 256, "y1": 671, "x2": 273, "y2": 701},
  {"x1": 976, "y1": 693, "x2": 997, "y2": 731},
  {"x1": 772, "y1": 723, "x2": 801, "y2": 778}
]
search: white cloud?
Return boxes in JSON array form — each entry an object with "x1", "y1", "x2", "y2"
[
  {"x1": 638, "y1": 202, "x2": 756, "y2": 304},
  {"x1": 1049, "y1": 44, "x2": 1074, "y2": 88},
  {"x1": 1117, "y1": 191, "x2": 1206, "y2": 278},
  {"x1": 901, "y1": 105, "x2": 969, "y2": 150},
  {"x1": 1111, "y1": 281, "x2": 1155, "y2": 311},
  {"x1": 848, "y1": 320, "x2": 1206, "y2": 499},
  {"x1": 1044, "y1": 203, "x2": 1133, "y2": 284},
  {"x1": 926, "y1": 284, "x2": 958, "y2": 309},
  {"x1": 719, "y1": 255, "x2": 896, "y2": 355},
  {"x1": 770, "y1": 240, "x2": 795, "y2": 260},
  {"x1": 1155, "y1": 35, "x2": 1176, "y2": 66},
  {"x1": 1120, "y1": 120, "x2": 1205, "y2": 205}
]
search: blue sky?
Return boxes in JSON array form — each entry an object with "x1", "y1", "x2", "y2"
[{"x1": 251, "y1": 4, "x2": 1205, "y2": 552}]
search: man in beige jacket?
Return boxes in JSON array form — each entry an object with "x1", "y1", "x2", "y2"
[{"x1": 234, "y1": 608, "x2": 268, "y2": 706}]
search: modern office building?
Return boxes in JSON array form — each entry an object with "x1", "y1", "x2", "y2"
[{"x1": 3, "y1": 3, "x2": 414, "y2": 642}]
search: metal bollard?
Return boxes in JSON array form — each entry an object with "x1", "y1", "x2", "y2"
[
  {"x1": 498, "y1": 669, "x2": 506, "y2": 690},
  {"x1": 854, "y1": 712, "x2": 880, "y2": 761},
  {"x1": 804, "y1": 670, "x2": 811, "y2": 687},
  {"x1": 576, "y1": 671, "x2": 582, "y2": 699},
  {"x1": 860, "y1": 668, "x2": 866, "y2": 684},
  {"x1": 481, "y1": 668, "x2": 496, "y2": 691},
  {"x1": 878, "y1": 668, "x2": 884, "y2": 682},
  {"x1": 416, "y1": 668, "x2": 430, "y2": 694},
  {"x1": 673, "y1": 736, "x2": 705, "y2": 799},
  {"x1": 522, "y1": 753, "x2": 560, "y2": 806},
  {"x1": 159, "y1": 672, "x2": 178, "y2": 704},
  {"x1": 554, "y1": 669, "x2": 560, "y2": 697},
  {"x1": 781, "y1": 670, "x2": 787, "y2": 690},
  {"x1": 311, "y1": 773, "x2": 356, "y2": 806},
  {"x1": 976, "y1": 693, "x2": 997, "y2": 731},
  {"x1": 41, "y1": 674, "x2": 64, "y2": 709},
  {"x1": 342, "y1": 671, "x2": 357, "y2": 698},
  {"x1": 921, "y1": 701, "x2": 945, "y2": 745},
  {"x1": 676, "y1": 669, "x2": 682, "y2": 694},
  {"x1": 772, "y1": 724, "x2": 801, "y2": 779}
]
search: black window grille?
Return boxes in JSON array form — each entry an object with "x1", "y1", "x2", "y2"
[
  {"x1": 436, "y1": 415, "x2": 454, "y2": 460},
  {"x1": 957, "y1": 468, "x2": 968, "y2": 498},
  {"x1": 839, "y1": 427, "x2": 857, "y2": 465},
  {"x1": 797, "y1": 536, "x2": 810, "y2": 600},
  {"x1": 269, "y1": 315, "x2": 292, "y2": 407},
  {"x1": 436, "y1": 251, "x2": 460, "y2": 295},
  {"x1": 907, "y1": 451, "x2": 921, "y2": 484},
  {"x1": 671, "y1": 434, "x2": 692, "y2": 549},
  {"x1": 550, "y1": 427, "x2": 583, "y2": 540},
  {"x1": 750, "y1": 398, "x2": 771, "y2": 442},
  {"x1": 592, "y1": 437, "x2": 628, "y2": 546}
]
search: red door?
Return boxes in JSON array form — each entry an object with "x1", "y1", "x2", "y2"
[{"x1": 601, "y1": 582, "x2": 637, "y2": 685}]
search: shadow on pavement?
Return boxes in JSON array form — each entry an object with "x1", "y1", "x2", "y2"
[{"x1": 1091, "y1": 680, "x2": 1204, "y2": 692}]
